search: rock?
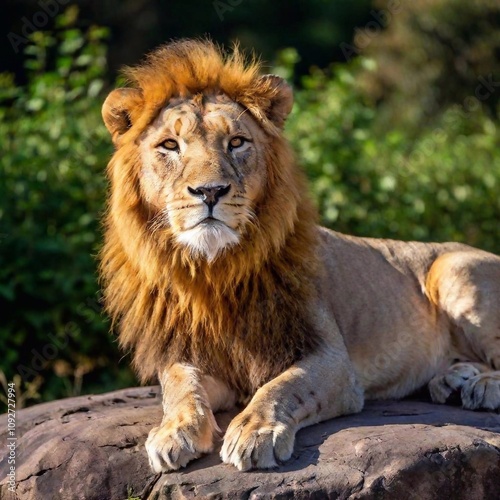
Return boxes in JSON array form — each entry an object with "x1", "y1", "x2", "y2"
[{"x1": 1, "y1": 386, "x2": 499, "y2": 499}]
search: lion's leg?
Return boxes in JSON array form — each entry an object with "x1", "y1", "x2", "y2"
[
  {"x1": 426, "y1": 250, "x2": 500, "y2": 410},
  {"x1": 146, "y1": 363, "x2": 236, "y2": 472},
  {"x1": 221, "y1": 342, "x2": 364, "y2": 471}
]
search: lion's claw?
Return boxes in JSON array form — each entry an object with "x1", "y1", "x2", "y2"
[
  {"x1": 220, "y1": 410, "x2": 295, "y2": 471},
  {"x1": 146, "y1": 414, "x2": 217, "y2": 472}
]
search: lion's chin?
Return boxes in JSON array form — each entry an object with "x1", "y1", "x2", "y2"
[{"x1": 175, "y1": 221, "x2": 240, "y2": 263}]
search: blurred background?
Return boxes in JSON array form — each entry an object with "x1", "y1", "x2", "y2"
[{"x1": 1, "y1": 0, "x2": 499, "y2": 408}]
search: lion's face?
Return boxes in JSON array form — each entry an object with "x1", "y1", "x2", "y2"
[
  {"x1": 139, "y1": 94, "x2": 268, "y2": 261},
  {"x1": 102, "y1": 44, "x2": 294, "y2": 264}
]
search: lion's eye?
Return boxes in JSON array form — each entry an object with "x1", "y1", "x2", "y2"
[
  {"x1": 229, "y1": 136, "x2": 246, "y2": 151},
  {"x1": 160, "y1": 139, "x2": 179, "y2": 151}
]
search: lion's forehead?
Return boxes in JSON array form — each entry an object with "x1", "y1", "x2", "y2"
[{"x1": 150, "y1": 98, "x2": 253, "y2": 140}]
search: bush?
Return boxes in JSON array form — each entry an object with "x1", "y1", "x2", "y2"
[
  {"x1": 354, "y1": 0, "x2": 500, "y2": 129},
  {"x1": 0, "y1": 11, "x2": 134, "y2": 408},
  {"x1": 287, "y1": 60, "x2": 500, "y2": 253}
]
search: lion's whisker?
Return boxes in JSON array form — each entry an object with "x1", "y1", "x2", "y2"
[{"x1": 147, "y1": 209, "x2": 170, "y2": 234}]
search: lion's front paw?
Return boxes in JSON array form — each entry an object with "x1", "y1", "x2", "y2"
[
  {"x1": 428, "y1": 362, "x2": 482, "y2": 404},
  {"x1": 146, "y1": 415, "x2": 217, "y2": 472},
  {"x1": 461, "y1": 372, "x2": 500, "y2": 410},
  {"x1": 220, "y1": 409, "x2": 295, "y2": 471}
]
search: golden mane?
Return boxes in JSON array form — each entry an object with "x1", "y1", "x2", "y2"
[
  {"x1": 116, "y1": 38, "x2": 290, "y2": 141},
  {"x1": 100, "y1": 39, "x2": 321, "y2": 397}
]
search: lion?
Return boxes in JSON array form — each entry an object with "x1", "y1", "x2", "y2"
[{"x1": 100, "y1": 39, "x2": 500, "y2": 472}]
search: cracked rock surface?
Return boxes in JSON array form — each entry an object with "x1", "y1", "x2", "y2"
[{"x1": 1, "y1": 386, "x2": 499, "y2": 499}]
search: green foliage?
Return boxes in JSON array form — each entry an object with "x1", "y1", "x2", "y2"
[
  {"x1": 0, "y1": 10, "x2": 134, "y2": 407},
  {"x1": 1, "y1": 9, "x2": 498, "y2": 405},
  {"x1": 288, "y1": 60, "x2": 500, "y2": 253},
  {"x1": 356, "y1": 0, "x2": 500, "y2": 129}
]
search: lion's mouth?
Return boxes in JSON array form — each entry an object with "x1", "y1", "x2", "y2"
[
  {"x1": 194, "y1": 216, "x2": 224, "y2": 228},
  {"x1": 182, "y1": 217, "x2": 225, "y2": 232}
]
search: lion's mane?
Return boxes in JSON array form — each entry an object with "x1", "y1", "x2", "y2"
[{"x1": 100, "y1": 40, "x2": 321, "y2": 397}]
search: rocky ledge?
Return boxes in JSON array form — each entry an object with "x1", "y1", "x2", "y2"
[{"x1": 0, "y1": 386, "x2": 499, "y2": 499}]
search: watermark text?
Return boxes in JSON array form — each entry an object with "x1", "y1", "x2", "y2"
[{"x1": 6, "y1": 381, "x2": 16, "y2": 493}]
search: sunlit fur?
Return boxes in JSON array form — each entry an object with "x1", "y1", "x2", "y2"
[{"x1": 99, "y1": 40, "x2": 320, "y2": 397}]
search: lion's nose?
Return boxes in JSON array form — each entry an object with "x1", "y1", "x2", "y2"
[{"x1": 187, "y1": 184, "x2": 231, "y2": 208}]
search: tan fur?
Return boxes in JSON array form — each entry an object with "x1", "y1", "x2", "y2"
[{"x1": 100, "y1": 39, "x2": 500, "y2": 472}]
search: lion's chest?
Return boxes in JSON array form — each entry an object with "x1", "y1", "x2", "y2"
[{"x1": 164, "y1": 299, "x2": 309, "y2": 398}]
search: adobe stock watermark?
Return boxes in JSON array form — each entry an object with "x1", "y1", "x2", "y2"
[
  {"x1": 6, "y1": 382, "x2": 16, "y2": 493},
  {"x1": 213, "y1": 0, "x2": 243, "y2": 21},
  {"x1": 340, "y1": 0, "x2": 403, "y2": 62},
  {"x1": 7, "y1": 0, "x2": 72, "y2": 54}
]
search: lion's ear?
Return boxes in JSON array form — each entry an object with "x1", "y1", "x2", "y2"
[
  {"x1": 256, "y1": 75, "x2": 294, "y2": 128},
  {"x1": 102, "y1": 88, "x2": 143, "y2": 146}
]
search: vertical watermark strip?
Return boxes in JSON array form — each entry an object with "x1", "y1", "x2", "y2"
[{"x1": 6, "y1": 381, "x2": 16, "y2": 493}]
